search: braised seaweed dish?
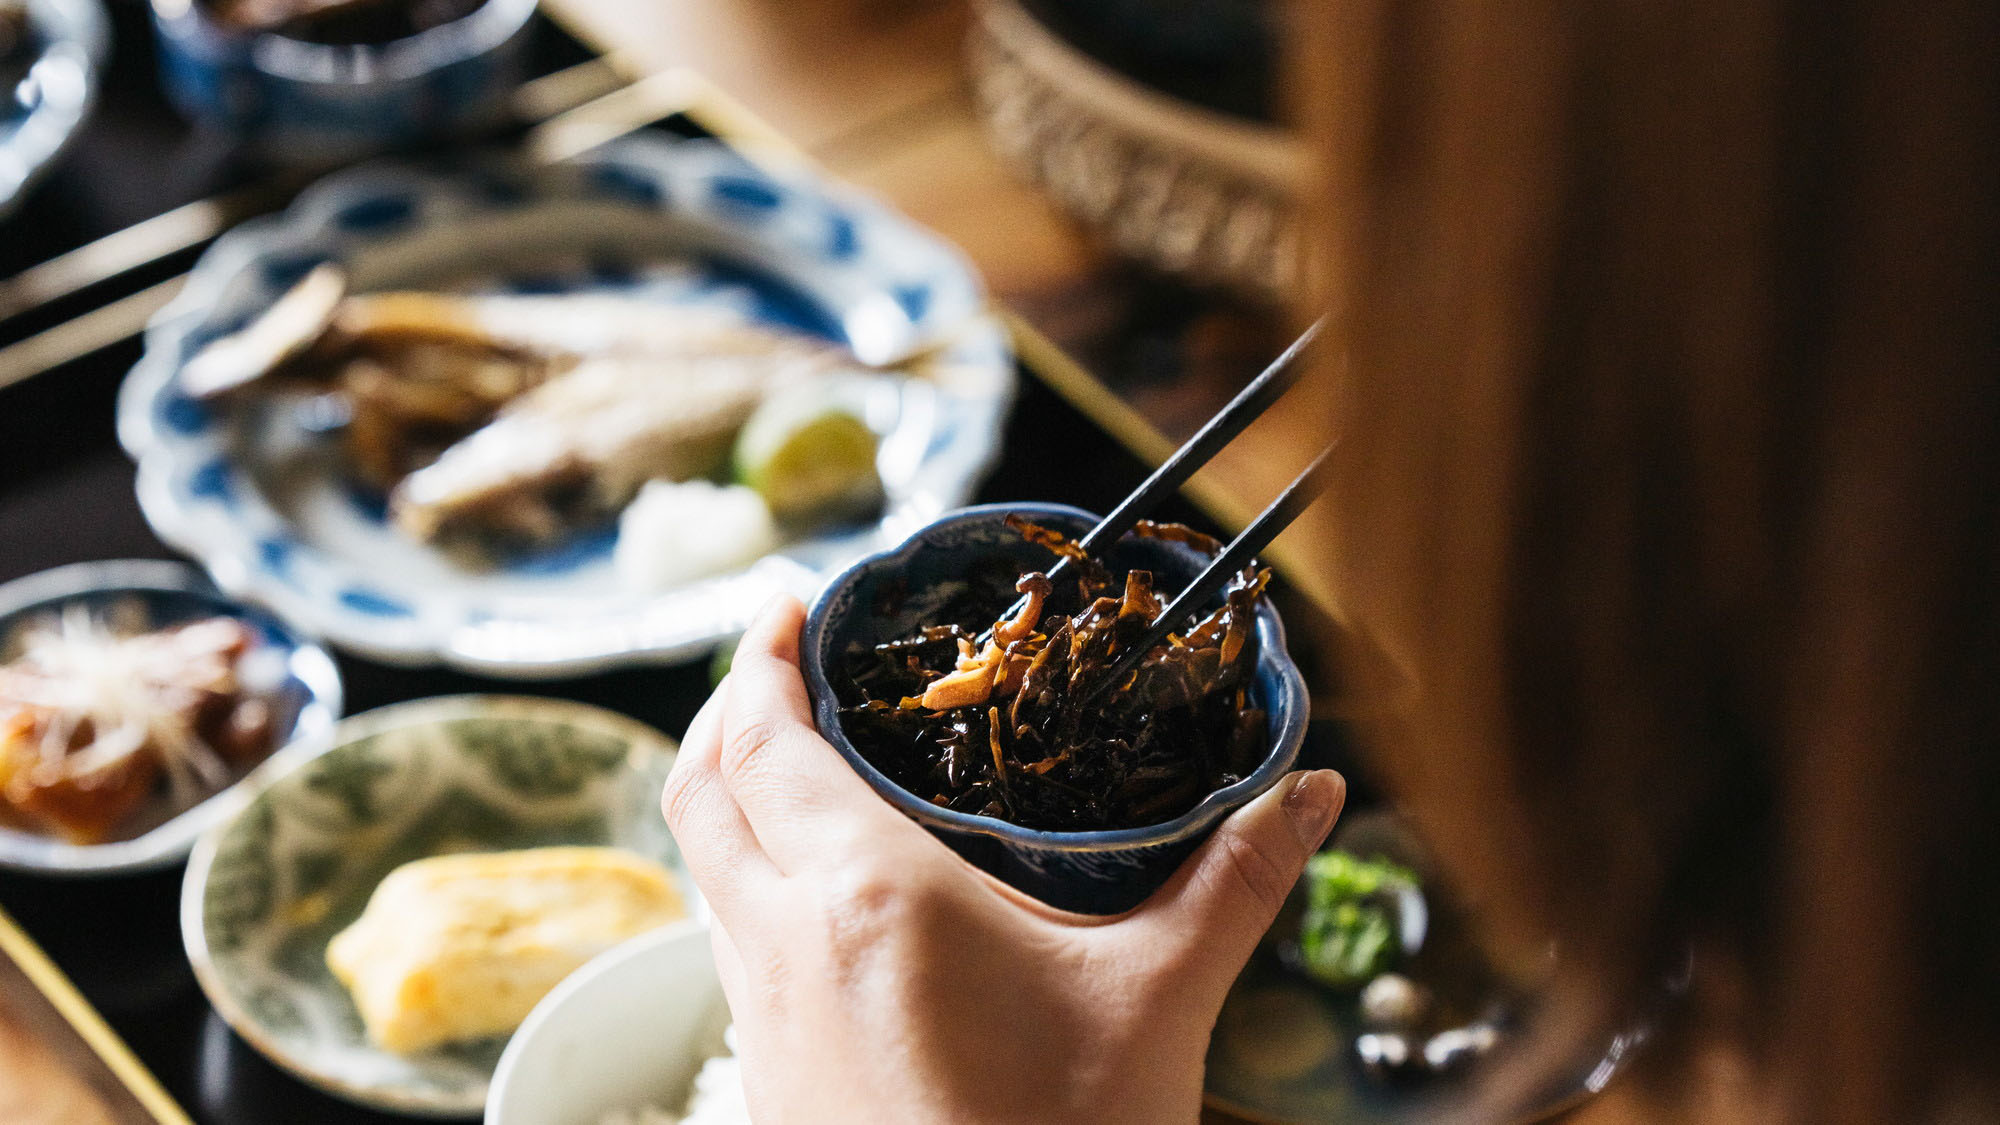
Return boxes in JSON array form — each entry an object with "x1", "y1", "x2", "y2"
[{"x1": 837, "y1": 516, "x2": 1271, "y2": 832}]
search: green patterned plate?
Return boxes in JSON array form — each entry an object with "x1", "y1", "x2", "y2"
[{"x1": 179, "y1": 695, "x2": 692, "y2": 1118}]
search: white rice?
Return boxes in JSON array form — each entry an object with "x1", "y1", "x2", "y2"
[{"x1": 595, "y1": 1028, "x2": 750, "y2": 1125}]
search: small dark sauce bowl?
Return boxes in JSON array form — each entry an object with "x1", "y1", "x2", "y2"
[{"x1": 802, "y1": 502, "x2": 1308, "y2": 915}]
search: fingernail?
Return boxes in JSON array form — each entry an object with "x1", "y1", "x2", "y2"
[{"x1": 1283, "y1": 770, "x2": 1345, "y2": 849}]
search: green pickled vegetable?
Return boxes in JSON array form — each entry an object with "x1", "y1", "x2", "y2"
[{"x1": 1297, "y1": 851, "x2": 1419, "y2": 989}]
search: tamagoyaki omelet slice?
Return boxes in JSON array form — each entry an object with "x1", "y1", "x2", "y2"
[{"x1": 325, "y1": 846, "x2": 686, "y2": 1054}]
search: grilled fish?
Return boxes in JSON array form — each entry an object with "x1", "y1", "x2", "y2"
[
  {"x1": 182, "y1": 265, "x2": 881, "y2": 550},
  {"x1": 392, "y1": 329, "x2": 868, "y2": 544}
]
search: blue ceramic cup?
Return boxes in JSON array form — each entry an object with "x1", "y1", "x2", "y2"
[
  {"x1": 802, "y1": 502, "x2": 1309, "y2": 914},
  {"x1": 149, "y1": 0, "x2": 534, "y2": 162}
]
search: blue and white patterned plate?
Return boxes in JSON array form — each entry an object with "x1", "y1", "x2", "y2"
[
  {"x1": 119, "y1": 136, "x2": 1016, "y2": 677},
  {"x1": 0, "y1": 0, "x2": 106, "y2": 217}
]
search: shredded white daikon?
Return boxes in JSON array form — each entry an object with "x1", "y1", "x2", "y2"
[
  {"x1": 0, "y1": 604, "x2": 246, "y2": 804},
  {"x1": 614, "y1": 480, "x2": 781, "y2": 592}
]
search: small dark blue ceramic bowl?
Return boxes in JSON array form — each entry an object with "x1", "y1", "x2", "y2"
[
  {"x1": 149, "y1": 0, "x2": 534, "y2": 162},
  {"x1": 802, "y1": 502, "x2": 1309, "y2": 915}
]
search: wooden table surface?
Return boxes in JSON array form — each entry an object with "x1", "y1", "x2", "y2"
[
  {"x1": 1, "y1": 910, "x2": 185, "y2": 1125},
  {"x1": 532, "y1": 3, "x2": 1672, "y2": 1122}
]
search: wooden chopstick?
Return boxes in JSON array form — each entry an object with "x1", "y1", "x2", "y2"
[
  {"x1": 0, "y1": 63, "x2": 684, "y2": 393},
  {"x1": 0, "y1": 59, "x2": 628, "y2": 333},
  {"x1": 0, "y1": 278, "x2": 185, "y2": 394},
  {"x1": 1082, "y1": 440, "x2": 1336, "y2": 701},
  {"x1": 0, "y1": 185, "x2": 285, "y2": 324}
]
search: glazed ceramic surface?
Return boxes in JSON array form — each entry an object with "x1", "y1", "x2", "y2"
[
  {"x1": 487, "y1": 925, "x2": 727, "y2": 1125},
  {"x1": 180, "y1": 695, "x2": 690, "y2": 1117},
  {"x1": 0, "y1": 559, "x2": 342, "y2": 875},
  {"x1": 119, "y1": 135, "x2": 1015, "y2": 676},
  {"x1": 0, "y1": 0, "x2": 105, "y2": 215},
  {"x1": 801, "y1": 502, "x2": 1306, "y2": 915},
  {"x1": 148, "y1": 0, "x2": 534, "y2": 160}
]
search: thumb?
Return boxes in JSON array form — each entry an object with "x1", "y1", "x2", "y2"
[{"x1": 1129, "y1": 769, "x2": 1345, "y2": 995}]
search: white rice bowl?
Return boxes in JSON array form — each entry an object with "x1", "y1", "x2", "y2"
[{"x1": 487, "y1": 925, "x2": 734, "y2": 1125}]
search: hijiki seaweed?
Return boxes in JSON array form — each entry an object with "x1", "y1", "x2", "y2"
[{"x1": 837, "y1": 516, "x2": 1271, "y2": 832}]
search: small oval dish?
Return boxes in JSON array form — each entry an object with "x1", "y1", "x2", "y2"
[
  {"x1": 0, "y1": 0, "x2": 107, "y2": 216},
  {"x1": 0, "y1": 558, "x2": 342, "y2": 876},
  {"x1": 181, "y1": 694, "x2": 692, "y2": 1118},
  {"x1": 148, "y1": 0, "x2": 534, "y2": 161},
  {"x1": 119, "y1": 135, "x2": 1015, "y2": 677},
  {"x1": 487, "y1": 925, "x2": 730, "y2": 1125},
  {"x1": 801, "y1": 502, "x2": 1308, "y2": 915},
  {"x1": 1205, "y1": 805, "x2": 1658, "y2": 1124}
]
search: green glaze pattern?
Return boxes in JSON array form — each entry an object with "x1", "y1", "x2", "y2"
[
  {"x1": 204, "y1": 800, "x2": 277, "y2": 955},
  {"x1": 183, "y1": 696, "x2": 691, "y2": 1118},
  {"x1": 299, "y1": 736, "x2": 400, "y2": 826},
  {"x1": 454, "y1": 718, "x2": 631, "y2": 798}
]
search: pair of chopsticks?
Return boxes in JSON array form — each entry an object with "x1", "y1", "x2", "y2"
[{"x1": 989, "y1": 319, "x2": 1335, "y2": 697}]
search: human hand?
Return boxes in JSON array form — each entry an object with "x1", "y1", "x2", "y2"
[{"x1": 663, "y1": 596, "x2": 1344, "y2": 1124}]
